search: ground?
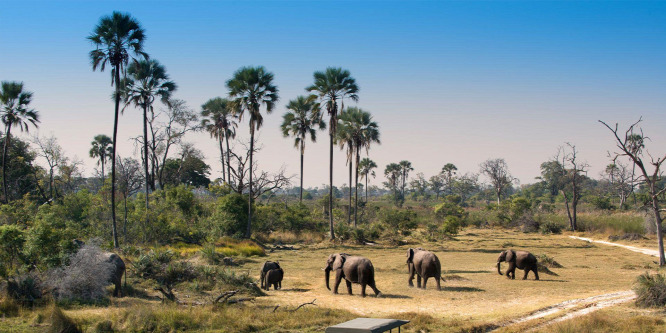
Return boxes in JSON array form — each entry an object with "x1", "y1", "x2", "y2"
[{"x1": 2, "y1": 228, "x2": 664, "y2": 332}]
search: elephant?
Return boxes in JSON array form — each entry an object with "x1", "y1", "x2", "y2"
[
  {"x1": 260, "y1": 261, "x2": 281, "y2": 289},
  {"x1": 406, "y1": 247, "x2": 442, "y2": 290},
  {"x1": 324, "y1": 253, "x2": 381, "y2": 297},
  {"x1": 264, "y1": 268, "x2": 283, "y2": 291},
  {"x1": 72, "y1": 240, "x2": 125, "y2": 297},
  {"x1": 497, "y1": 249, "x2": 539, "y2": 280}
]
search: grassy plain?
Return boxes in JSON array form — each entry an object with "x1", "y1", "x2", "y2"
[{"x1": 1, "y1": 228, "x2": 664, "y2": 332}]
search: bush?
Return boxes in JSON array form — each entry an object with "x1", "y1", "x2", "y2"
[
  {"x1": 6, "y1": 274, "x2": 42, "y2": 306},
  {"x1": 208, "y1": 194, "x2": 249, "y2": 239},
  {"x1": 440, "y1": 216, "x2": 462, "y2": 235},
  {"x1": 46, "y1": 245, "x2": 115, "y2": 302},
  {"x1": 537, "y1": 254, "x2": 563, "y2": 268},
  {"x1": 589, "y1": 196, "x2": 615, "y2": 211},
  {"x1": 380, "y1": 208, "x2": 418, "y2": 236},
  {"x1": 634, "y1": 272, "x2": 666, "y2": 308},
  {"x1": 510, "y1": 197, "x2": 532, "y2": 219},
  {"x1": 540, "y1": 221, "x2": 563, "y2": 234}
]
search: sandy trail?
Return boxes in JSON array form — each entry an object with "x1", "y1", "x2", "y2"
[
  {"x1": 496, "y1": 235, "x2": 659, "y2": 331},
  {"x1": 569, "y1": 236, "x2": 662, "y2": 257}
]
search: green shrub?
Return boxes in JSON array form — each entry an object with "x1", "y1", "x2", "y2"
[
  {"x1": 634, "y1": 272, "x2": 666, "y2": 308},
  {"x1": 540, "y1": 221, "x2": 563, "y2": 234},
  {"x1": 589, "y1": 196, "x2": 615, "y2": 211},
  {"x1": 208, "y1": 193, "x2": 249, "y2": 239},
  {"x1": 440, "y1": 216, "x2": 462, "y2": 235},
  {"x1": 510, "y1": 197, "x2": 532, "y2": 219},
  {"x1": 380, "y1": 208, "x2": 418, "y2": 235},
  {"x1": 200, "y1": 243, "x2": 219, "y2": 264}
]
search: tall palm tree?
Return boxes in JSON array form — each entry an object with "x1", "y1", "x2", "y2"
[
  {"x1": 89, "y1": 134, "x2": 113, "y2": 184},
  {"x1": 280, "y1": 96, "x2": 325, "y2": 203},
  {"x1": 336, "y1": 112, "x2": 355, "y2": 224},
  {"x1": 227, "y1": 66, "x2": 279, "y2": 238},
  {"x1": 121, "y1": 59, "x2": 176, "y2": 228},
  {"x1": 399, "y1": 160, "x2": 413, "y2": 197},
  {"x1": 306, "y1": 68, "x2": 358, "y2": 239},
  {"x1": 359, "y1": 158, "x2": 377, "y2": 202},
  {"x1": 0, "y1": 81, "x2": 39, "y2": 203},
  {"x1": 201, "y1": 97, "x2": 237, "y2": 184},
  {"x1": 338, "y1": 107, "x2": 380, "y2": 226},
  {"x1": 89, "y1": 11, "x2": 147, "y2": 248},
  {"x1": 385, "y1": 163, "x2": 402, "y2": 199}
]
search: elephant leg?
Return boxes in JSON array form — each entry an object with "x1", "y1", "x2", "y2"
[
  {"x1": 361, "y1": 282, "x2": 367, "y2": 297},
  {"x1": 333, "y1": 271, "x2": 343, "y2": 294},
  {"x1": 416, "y1": 274, "x2": 422, "y2": 288},
  {"x1": 435, "y1": 275, "x2": 441, "y2": 291},
  {"x1": 346, "y1": 280, "x2": 353, "y2": 295},
  {"x1": 533, "y1": 266, "x2": 540, "y2": 280},
  {"x1": 113, "y1": 281, "x2": 120, "y2": 297},
  {"x1": 408, "y1": 265, "x2": 415, "y2": 287},
  {"x1": 423, "y1": 276, "x2": 428, "y2": 289},
  {"x1": 278, "y1": 281, "x2": 282, "y2": 289},
  {"x1": 506, "y1": 263, "x2": 516, "y2": 279},
  {"x1": 522, "y1": 269, "x2": 529, "y2": 280},
  {"x1": 369, "y1": 279, "x2": 381, "y2": 296},
  {"x1": 260, "y1": 273, "x2": 265, "y2": 289}
]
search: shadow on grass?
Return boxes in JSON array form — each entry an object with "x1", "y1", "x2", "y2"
[
  {"x1": 446, "y1": 270, "x2": 492, "y2": 274},
  {"x1": 284, "y1": 288, "x2": 311, "y2": 292},
  {"x1": 380, "y1": 294, "x2": 412, "y2": 299},
  {"x1": 442, "y1": 286, "x2": 484, "y2": 292}
]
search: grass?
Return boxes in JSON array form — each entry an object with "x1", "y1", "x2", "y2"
[
  {"x1": 543, "y1": 211, "x2": 645, "y2": 235},
  {"x1": 535, "y1": 304, "x2": 666, "y2": 333},
  {"x1": 176, "y1": 237, "x2": 266, "y2": 257},
  {"x1": 2, "y1": 227, "x2": 663, "y2": 332}
]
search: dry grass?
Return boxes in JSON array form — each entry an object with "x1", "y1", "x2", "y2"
[
  {"x1": 535, "y1": 303, "x2": 666, "y2": 333},
  {"x1": 2, "y1": 228, "x2": 663, "y2": 332}
]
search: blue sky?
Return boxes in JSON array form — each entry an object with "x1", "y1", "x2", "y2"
[{"x1": 1, "y1": 1, "x2": 665, "y2": 188}]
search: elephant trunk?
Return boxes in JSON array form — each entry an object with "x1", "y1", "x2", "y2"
[
  {"x1": 497, "y1": 261, "x2": 502, "y2": 275},
  {"x1": 325, "y1": 267, "x2": 331, "y2": 290}
]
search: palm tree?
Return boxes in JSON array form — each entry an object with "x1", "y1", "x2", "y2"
[
  {"x1": 306, "y1": 68, "x2": 358, "y2": 239},
  {"x1": 359, "y1": 158, "x2": 377, "y2": 202},
  {"x1": 0, "y1": 81, "x2": 39, "y2": 203},
  {"x1": 227, "y1": 66, "x2": 279, "y2": 238},
  {"x1": 338, "y1": 107, "x2": 380, "y2": 226},
  {"x1": 385, "y1": 163, "x2": 402, "y2": 199},
  {"x1": 121, "y1": 59, "x2": 176, "y2": 224},
  {"x1": 399, "y1": 160, "x2": 413, "y2": 197},
  {"x1": 280, "y1": 96, "x2": 325, "y2": 203},
  {"x1": 201, "y1": 97, "x2": 237, "y2": 184},
  {"x1": 89, "y1": 11, "x2": 147, "y2": 249},
  {"x1": 89, "y1": 134, "x2": 113, "y2": 184},
  {"x1": 336, "y1": 113, "x2": 355, "y2": 224}
]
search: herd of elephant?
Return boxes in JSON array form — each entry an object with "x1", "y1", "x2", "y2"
[{"x1": 259, "y1": 248, "x2": 540, "y2": 297}]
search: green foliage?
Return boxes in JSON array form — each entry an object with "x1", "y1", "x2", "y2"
[
  {"x1": 434, "y1": 201, "x2": 466, "y2": 220},
  {"x1": 634, "y1": 273, "x2": 666, "y2": 308},
  {"x1": 0, "y1": 225, "x2": 25, "y2": 276},
  {"x1": 440, "y1": 216, "x2": 462, "y2": 235},
  {"x1": 207, "y1": 193, "x2": 249, "y2": 239},
  {"x1": 510, "y1": 197, "x2": 532, "y2": 218},
  {"x1": 589, "y1": 195, "x2": 615, "y2": 211},
  {"x1": 254, "y1": 202, "x2": 318, "y2": 233},
  {"x1": 540, "y1": 221, "x2": 563, "y2": 234},
  {"x1": 380, "y1": 208, "x2": 417, "y2": 235}
]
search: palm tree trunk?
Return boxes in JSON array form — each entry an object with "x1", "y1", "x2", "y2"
[
  {"x1": 246, "y1": 126, "x2": 254, "y2": 239},
  {"x1": 123, "y1": 195, "x2": 128, "y2": 240},
  {"x1": 365, "y1": 174, "x2": 368, "y2": 203},
  {"x1": 143, "y1": 104, "x2": 150, "y2": 232},
  {"x1": 110, "y1": 67, "x2": 120, "y2": 249},
  {"x1": 348, "y1": 153, "x2": 352, "y2": 224},
  {"x1": 219, "y1": 136, "x2": 226, "y2": 183},
  {"x1": 329, "y1": 131, "x2": 335, "y2": 239},
  {"x1": 101, "y1": 158, "x2": 105, "y2": 185},
  {"x1": 2, "y1": 126, "x2": 11, "y2": 204},
  {"x1": 300, "y1": 140, "x2": 304, "y2": 203},
  {"x1": 354, "y1": 148, "x2": 360, "y2": 227},
  {"x1": 225, "y1": 130, "x2": 231, "y2": 184}
]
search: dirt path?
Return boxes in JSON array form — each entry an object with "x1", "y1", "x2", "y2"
[
  {"x1": 569, "y1": 236, "x2": 661, "y2": 257},
  {"x1": 494, "y1": 235, "x2": 656, "y2": 331}
]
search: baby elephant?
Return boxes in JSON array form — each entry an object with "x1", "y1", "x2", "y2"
[
  {"x1": 497, "y1": 249, "x2": 539, "y2": 280},
  {"x1": 259, "y1": 261, "x2": 280, "y2": 289},
  {"x1": 264, "y1": 268, "x2": 283, "y2": 290},
  {"x1": 406, "y1": 247, "x2": 442, "y2": 290}
]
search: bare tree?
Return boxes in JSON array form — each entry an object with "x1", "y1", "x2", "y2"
[
  {"x1": 600, "y1": 119, "x2": 666, "y2": 266},
  {"x1": 117, "y1": 157, "x2": 143, "y2": 238},
  {"x1": 602, "y1": 162, "x2": 633, "y2": 208},
  {"x1": 479, "y1": 158, "x2": 514, "y2": 205},
  {"x1": 133, "y1": 99, "x2": 199, "y2": 190},
  {"x1": 32, "y1": 135, "x2": 83, "y2": 200},
  {"x1": 556, "y1": 143, "x2": 589, "y2": 231},
  {"x1": 226, "y1": 140, "x2": 292, "y2": 200}
]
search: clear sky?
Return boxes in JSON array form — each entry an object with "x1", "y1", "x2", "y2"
[{"x1": 1, "y1": 1, "x2": 665, "y2": 189}]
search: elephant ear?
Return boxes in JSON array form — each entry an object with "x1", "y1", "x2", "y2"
[
  {"x1": 407, "y1": 248, "x2": 414, "y2": 263},
  {"x1": 332, "y1": 254, "x2": 346, "y2": 270},
  {"x1": 505, "y1": 250, "x2": 515, "y2": 263}
]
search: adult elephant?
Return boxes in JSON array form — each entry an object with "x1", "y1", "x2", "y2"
[
  {"x1": 406, "y1": 247, "x2": 442, "y2": 290},
  {"x1": 497, "y1": 249, "x2": 539, "y2": 280},
  {"x1": 324, "y1": 253, "x2": 381, "y2": 297},
  {"x1": 260, "y1": 261, "x2": 281, "y2": 289}
]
